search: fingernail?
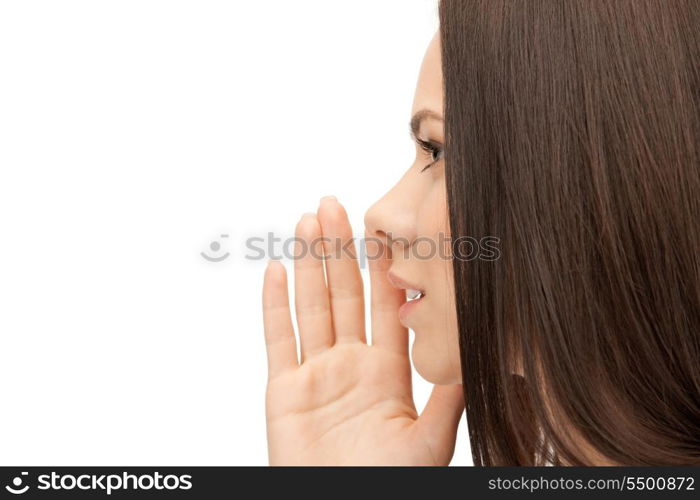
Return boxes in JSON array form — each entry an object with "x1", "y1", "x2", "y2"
[
  {"x1": 320, "y1": 195, "x2": 337, "y2": 203},
  {"x1": 301, "y1": 212, "x2": 316, "y2": 219}
]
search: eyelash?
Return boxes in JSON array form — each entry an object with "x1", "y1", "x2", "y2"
[{"x1": 416, "y1": 138, "x2": 444, "y2": 172}]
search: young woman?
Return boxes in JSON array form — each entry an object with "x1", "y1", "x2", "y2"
[{"x1": 261, "y1": 0, "x2": 700, "y2": 465}]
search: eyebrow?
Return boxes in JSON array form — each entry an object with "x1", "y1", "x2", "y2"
[{"x1": 410, "y1": 109, "x2": 443, "y2": 139}]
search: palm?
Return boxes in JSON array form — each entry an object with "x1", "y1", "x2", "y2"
[
  {"x1": 262, "y1": 198, "x2": 464, "y2": 465},
  {"x1": 267, "y1": 344, "x2": 427, "y2": 465}
]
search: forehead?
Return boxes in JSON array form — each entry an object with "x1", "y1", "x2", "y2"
[{"x1": 411, "y1": 32, "x2": 443, "y2": 116}]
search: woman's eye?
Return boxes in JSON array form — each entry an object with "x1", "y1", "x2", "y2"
[
  {"x1": 417, "y1": 139, "x2": 444, "y2": 172},
  {"x1": 430, "y1": 146, "x2": 444, "y2": 162}
]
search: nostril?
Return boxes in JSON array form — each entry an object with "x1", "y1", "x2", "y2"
[{"x1": 363, "y1": 232, "x2": 393, "y2": 262}]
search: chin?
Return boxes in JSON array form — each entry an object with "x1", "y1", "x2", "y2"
[{"x1": 410, "y1": 336, "x2": 461, "y2": 385}]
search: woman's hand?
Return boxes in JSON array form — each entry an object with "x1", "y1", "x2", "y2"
[{"x1": 262, "y1": 196, "x2": 464, "y2": 465}]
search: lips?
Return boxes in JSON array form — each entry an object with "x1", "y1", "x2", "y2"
[
  {"x1": 387, "y1": 271, "x2": 426, "y2": 323},
  {"x1": 386, "y1": 271, "x2": 425, "y2": 296}
]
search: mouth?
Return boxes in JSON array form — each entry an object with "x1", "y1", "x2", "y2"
[{"x1": 387, "y1": 271, "x2": 426, "y2": 323}]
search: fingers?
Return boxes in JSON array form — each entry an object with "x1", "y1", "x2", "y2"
[
  {"x1": 415, "y1": 384, "x2": 465, "y2": 456},
  {"x1": 316, "y1": 196, "x2": 366, "y2": 343},
  {"x1": 262, "y1": 260, "x2": 298, "y2": 378},
  {"x1": 365, "y1": 232, "x2": 408, "y2": 354},
  {"x1": 294, "y1": 213, "x2": 334, "y2": 361},
  {"x1": 267, "y1": 198, "x2": 365, "y2": 370}
]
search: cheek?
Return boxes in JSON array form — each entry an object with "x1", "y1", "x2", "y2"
[
  {"x1": 415, "y1": 179, "x2": 449, "y2": 238},
  {"x1": 410, "y1": 180, "x2": 461, "y2": 384}
]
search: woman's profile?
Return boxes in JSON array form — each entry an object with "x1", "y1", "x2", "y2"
[{"x1": 262, "y1": 0, "x2": 700, "y2": 465}]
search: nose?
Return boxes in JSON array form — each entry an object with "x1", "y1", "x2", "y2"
[{"x1": 364, "y1": 181, "x2": 418, "y2": 249}]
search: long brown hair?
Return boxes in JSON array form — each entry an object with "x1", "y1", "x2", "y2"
[{"x1": 440, "y1": 0, "x2": 700, "y2": 465}]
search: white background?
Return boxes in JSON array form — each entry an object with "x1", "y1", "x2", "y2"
[{"x1": 0, "y1": 0, "x2": 472, "y2": 465}]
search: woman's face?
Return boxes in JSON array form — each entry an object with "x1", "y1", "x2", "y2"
[{"x1": 364, "y1": 33, "x2": 461, "y2": 385}]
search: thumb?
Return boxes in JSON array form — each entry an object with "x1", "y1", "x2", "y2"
[{"x1": 415, "y1": 384, "x2": 465, "y2": 460}]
